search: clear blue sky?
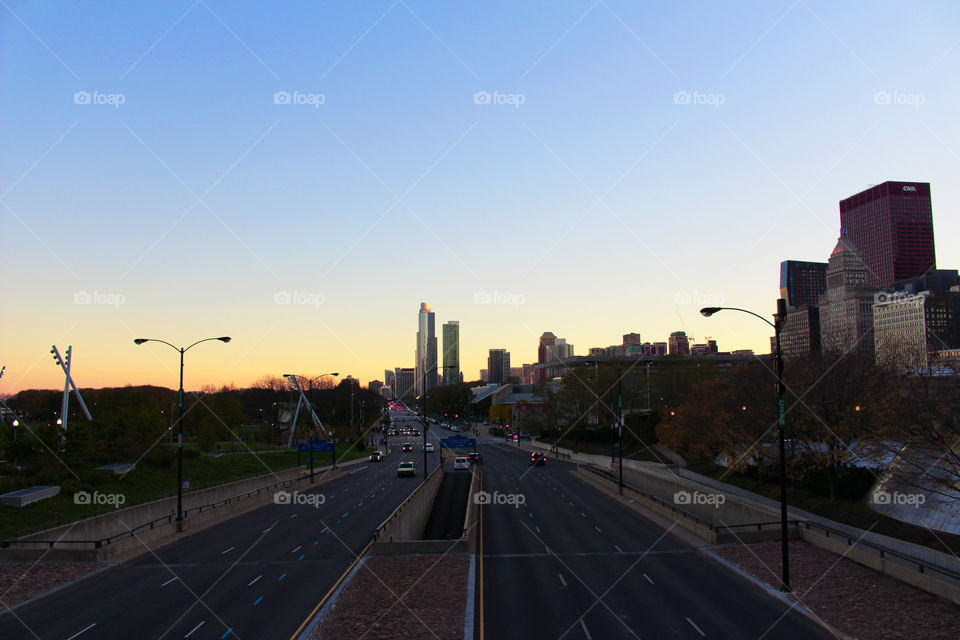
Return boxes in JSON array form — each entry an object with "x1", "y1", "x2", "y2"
[{"x1": 2, "y1": 0, "x2": 958, "y2": 391}]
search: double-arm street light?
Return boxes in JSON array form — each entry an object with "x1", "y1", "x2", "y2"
[
  {"x1": 283, "y1": 373, "x2": 338, "y2": 481},
  {"x1": 701, "y1": 298, "x2": 790, "y2": 592},
  {"x1": 423, "y1": 364, "x2": 457, "y2": 478},
  {"x1": 134, "y1": 336, "x2": 231, "y2": 530}
]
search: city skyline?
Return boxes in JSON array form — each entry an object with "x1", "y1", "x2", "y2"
[{"x1": 2, "y1": 2, "x2": 959, "y2": 393}]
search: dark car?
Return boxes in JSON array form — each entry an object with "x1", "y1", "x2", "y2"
[
  {"x1": 397, "y1": 461, "x2": 416, "y2": 477},
  {"x1": 369, "y1": 451, "x2": 383, "y2": 462},
  {"x1": 529, "y1": 452, "x2": 546, "y2": 466},
  {"x1": 401, "y1": 443, "x2": 413, "y2": 452},
  {"x1": 467, "y1": 452, "x2": 482, "y2": 465}
]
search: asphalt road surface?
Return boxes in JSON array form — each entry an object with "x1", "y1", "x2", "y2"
[
  {"x1": 0, "y1": 409, "x2": 439, "y2": 640},
  {"x1": 480, "y1": 440, "x2": 830, "y2": 639}
]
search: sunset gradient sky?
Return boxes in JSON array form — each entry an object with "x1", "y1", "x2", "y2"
[{"x1": 2, "y1": 1, "x2": 958, "y2": 393}]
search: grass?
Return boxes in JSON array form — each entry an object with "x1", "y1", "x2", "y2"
[
  {"x1": 686, "y1": 460, "x2": 960, "y2": 558},
  {"x1": 535, "y1": 434, "x2": 666, "y2": 464},
  {"x1": 0, "y1": 446, "x2": 369, "y2": 540}
]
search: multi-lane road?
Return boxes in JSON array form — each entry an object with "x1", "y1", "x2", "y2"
[
  {"x1": 480, "y1": 439, "x2": 830, "y2": 639},
  {"x1": 0, "y1": 409, "x2": 438, "y2": 640}
]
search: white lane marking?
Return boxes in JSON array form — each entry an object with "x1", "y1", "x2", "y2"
[
  {"x1": 529, "y1": 512, "x2": 534, "y2": 518},
  {"x1": 594, "y1": 526, "x2": 602, "y2": 533},
  {"x1": 643, "y1": 573, "x2": 654, "y2": 584},
  {"x1": 558, "y1": 573, "x2": 567, "y2": 587},
  {"x1": 162, "y1": 577, "x2": 178, "y2": 587},
  {"x1": 291, "y1": 545, "x2": 302, "y2": 553},
  {"x1": 536, "y1": 526, "x2": 541, "y2": 534},
  {"x1": 66, "y1": 624, "x2": 96, "y2": 640},
  {"x1": 569, "y1": 502, "x2": 574, "y2": 507},
  {"x1": 184, "y1": 621, "x2": 205, "y2": 638},
  {"x1": 614, "y1": 545, "x2": 622, "y2": 553},
  {"x1": 580, "y1": 512, "x2": 586, "y2": 518},
  {"x1": 248, "y1": 575, "x2": 262, "y2": 586},
  {"x1": 289, "y1": 513, "x2": 298, "y2": 519},
  {"x1": 687, "y1": 618, "x2": 706, "y2": 636},
  {"x1": 221, "y1": 546, "x2": 234, "y2": 554},
  {"x1": 579, "y1": 619, "x2": 592, "y2": 639}
]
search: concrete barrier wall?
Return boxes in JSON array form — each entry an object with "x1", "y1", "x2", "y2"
[
  {"x1": 374, "y1": 465, "x2": 444, "y2": 545},
  {"x1": 4, "y1": 458, "x2": 367, "y2": 561}
]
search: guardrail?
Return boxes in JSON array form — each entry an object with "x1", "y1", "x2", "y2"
[
  {"x1": 580, "y1": 463, "x2": 960, "y2": 586},
  {"x1": 1, "y1": 469, "x2": 329, "y2": 550}
]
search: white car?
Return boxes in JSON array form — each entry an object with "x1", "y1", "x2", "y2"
[
  {"x1": 425, "y1": 442, "x2": 435, "y2": 452},
  {"x1": 453, "y1": 456, "x2": 470, "y2": 470}
]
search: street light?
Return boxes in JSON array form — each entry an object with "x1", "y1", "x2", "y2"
[
  {"x1": 584, "y1": 361, "x2": 626, "y2": 495},
  {"x1": 701, "y1": 299, "x2": 790, "y2": 592},
  {"x1": 135, "y1": 336, "x2": 231, "y2": 530},
  {"x1": 283, "y1": 372, "x2": 338, "y2": 481}
]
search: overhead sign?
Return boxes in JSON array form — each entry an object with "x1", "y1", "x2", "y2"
[
  {"x1": 298, "y1": 439, "x2": 335, "y2": 452},
  {"x1": 441, "y1": 436, "x2": 476, "y2": 449}
]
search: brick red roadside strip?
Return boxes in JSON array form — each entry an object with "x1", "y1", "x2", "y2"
[
  {"x1": 310, "y1": 555, "x2": 469, "y2": 640},
  {"x1": 0, "y1": 562, "x2": 107, "y2": 609},
  {"x1": 710, "y1": 540, "x2": 960, "y2": 640}
]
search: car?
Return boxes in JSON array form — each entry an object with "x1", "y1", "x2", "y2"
[
  {"x1": 467, "y1": 452, "x2": 482, "y2": 465},
  {"x1": 519, "y1": 432, "x2": 532, "y2": 440},
  {"x1": 402, "y1": 443, "x2": 413, "y2": 452},
  {"x1": 530, "y1": 452, "x2": 546, "y2": 466},
  {"x1": 425, "y1": 442, "x2": 435, "y2": 452},
  {"x1": 453, "y1": 456, "x2": 470, "y2": 470},
  {"x1": 369, "y1": 451, "x2": 383, "y2": 462},
  {"x1": 397, "y1": 460, "x2": 416, "y2": 477},
  {"x1": 450, "y1": 425, "x2": 461, "y2": 432}
]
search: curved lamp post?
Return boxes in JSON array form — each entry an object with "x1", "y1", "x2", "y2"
[
  {"x1": 701, "y1": 299, "x2": 790, "y2": 592},
  {"x1": 134, "y1": 336, "x2": 231, "y2": 530}
]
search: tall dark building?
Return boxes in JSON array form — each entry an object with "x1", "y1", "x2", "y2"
[
  {"x1": 488, "y1": 349, "x2": 511, "y2": 385},
  {"x1": 780, "y1": 260, "x2": 827, "y2": 307},
  {"x1": 839, "y1": 181, "x2": 936, "y2": 288},
  {"x1": 537, "y1": 332, "x2": 556, "y2": 383}
]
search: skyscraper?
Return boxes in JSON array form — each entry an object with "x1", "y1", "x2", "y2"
[
  {"x1": 442, "y1": 321, "x2": 460, "y2": 385},
  {"x1": 839, "y1": 181, "x2": 936, "y2": 288},
  {"x1": 537, "y1": 332, "x2": 556, "y2": 383},
  {"x1": 818, "y1": 233, "x2": 877, "y2": 355},
  {"x1": 668, "y1": 331, "x2": 690, "y2": 355},
  {"x1": 780, "y1": 260, "x2": 827, "y2": 307},
  {"x1": 487, "y1": 349, "x2": 511, "y2": 385},
  {"x1": 415, "y1": 302, "x2": 437, "y2": 396}
]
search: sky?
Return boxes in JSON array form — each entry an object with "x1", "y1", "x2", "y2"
[{"x1": 1, "y1": 0, "x2": 958, "y2": 393}]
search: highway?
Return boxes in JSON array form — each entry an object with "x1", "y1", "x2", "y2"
[
  {"x1": 0, "y1": 409, "x2": 439, "y2": 640},
  {"x1": 480, "y1": 437, "x2": 830, "y2": 639}
]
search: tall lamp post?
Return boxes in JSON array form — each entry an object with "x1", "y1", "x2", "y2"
[
  {"x1": 134, "y1": 336, "x2": 231, "y2": 531},
  {"x1": 283, "y1": 373, "x2": 338, "y2": 481},
  {"x1": 423, "y1": 364, "x2": 457, "y2": 478},
  {"x1": 701, "y1": 298, "x2": 790, "y2": 592},
  {"x1": 585, "y1": 361, "x2": 625, "y2": 495}
]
